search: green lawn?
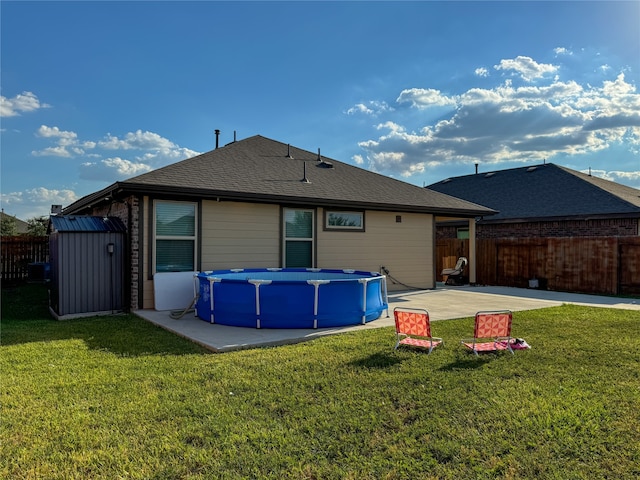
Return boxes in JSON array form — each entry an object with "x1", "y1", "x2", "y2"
[{"x1": 2, "y1": 284, "x2": 639, "y2": 479}]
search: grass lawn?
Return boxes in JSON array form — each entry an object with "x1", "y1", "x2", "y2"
[{"x1": 2, "y1": 284, "x2": 639, "y2": 479}]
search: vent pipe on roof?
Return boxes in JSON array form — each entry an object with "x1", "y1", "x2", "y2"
[
  {"x1": 234, "y1": 130, "x2": 237, "y2": 142},
  {"x1": 317, "y1": 148, "x2": 322, "y2": 162},
  {"x1": 287, "y1": 144, "x2": 293, "y2": 158},
  {"x1": 215, "y1": 129, "x2": 220, "y2": 149},
  {"x1": 475, "y1": 161, "x2": 479, "y2": 174},
  {"x1": 301, "y1": 162, "x2": 311, "y2": 183}
]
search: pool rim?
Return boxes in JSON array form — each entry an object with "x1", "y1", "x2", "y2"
[{"x1": 195, "y1": 267, "x2": 389, "y2": 329}]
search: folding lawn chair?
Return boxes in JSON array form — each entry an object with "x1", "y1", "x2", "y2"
[
  {"x1": 393, "y1": 307, "x2": 443, "y2": 354},
  {"x1": 462, "y1": 310, "x2": 515, "y2": 356},
  {"x1": 441, "y1": 256, "x2": 468, "y2": 285}
]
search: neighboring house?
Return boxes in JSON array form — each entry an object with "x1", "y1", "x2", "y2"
[
  {"x1": 63, "y1": 135, "x2": 495, "y2": 310},
  {"x1": 427, "y1": 163, "x2": 640, "y2": 294},
  {"x1": 1, "y1": 211, "x2": 29, "y2": 234},
  {"x1": 427, "y1": 162, "x2": 640, "y2": 238}
]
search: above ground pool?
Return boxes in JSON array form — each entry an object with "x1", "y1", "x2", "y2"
[{"x1": 195, "y1": 268, "x2": 388, "y2": 329}]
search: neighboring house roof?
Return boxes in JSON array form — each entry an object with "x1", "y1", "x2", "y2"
[
  {"x1": 1, "y1": 211, "x2": 29, "y2": 234},
  {"x1": 427, "y1": 163, "x2": 640, "y2": 223},
  {"x1": 65, "y1": 135, "x2": 496, "y2": 217},
  {"x1": 49, "y1": 215, "x2": 127, "y2": 233}
]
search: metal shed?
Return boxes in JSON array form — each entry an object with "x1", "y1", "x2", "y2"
[{"x1": 49, "y1": 215, "x2": 126, "y2": 319}]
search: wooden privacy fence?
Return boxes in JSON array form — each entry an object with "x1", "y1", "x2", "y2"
[
  {"x1": 1, "y1": 236, "x2": 49, "y2": 282},
  {"x1": 437, "y1": 236, "x2": 640, "y2": 296}
]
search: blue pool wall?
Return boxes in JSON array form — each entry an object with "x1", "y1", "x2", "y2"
[{"x1": 195, "y1": 268, "x2": 388, "y2": 329}]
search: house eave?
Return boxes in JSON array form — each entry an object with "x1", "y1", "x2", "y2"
[
  {"x1": 63, "y1": 183, "x2": 123, "y2": 214},
  {"x1": 67, "y1": 182, "x2": 495, "y2": 218}
]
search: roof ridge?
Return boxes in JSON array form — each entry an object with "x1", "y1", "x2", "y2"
[{"x1": 556, "y1": 165, "x2": 640, "y2": 209}]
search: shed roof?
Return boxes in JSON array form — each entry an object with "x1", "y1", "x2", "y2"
[
  {"x1": 427, "y1": 163, "x2": 640, "y2": 222},
  {"x1": 64, "y1": 135, "x2": 496, "y2": 218},
  {"x1": 49, "y1": 215, "x2": 127, "y2": 233}
]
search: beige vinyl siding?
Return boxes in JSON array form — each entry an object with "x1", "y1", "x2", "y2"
[
  {"x1": 317, "y1": 209, "x2": 434, "y2": 290},
  {"x1": 200, "y1": 200, "x2": 280, "y2": 270}
]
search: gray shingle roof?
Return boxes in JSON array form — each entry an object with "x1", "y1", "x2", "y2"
[
  {"x1": 66, "y1": 135, "x2": 496, "y2": 217},
  {"x1": 427, "y1": 163, "x2": 640, "y2": 222}
]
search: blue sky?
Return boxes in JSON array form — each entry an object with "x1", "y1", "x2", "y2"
[{"x1": 2, "y1": 1, "x2": 639, "y2": 220}]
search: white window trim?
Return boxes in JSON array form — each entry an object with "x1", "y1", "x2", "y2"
[
  {"x1": 324, "y1": 210, "x2": 365, "y2": 231},
  {"x1": 283, "y1": 208, "x2": 314, "y2": 268},
  {"x1": 153, "y1": 200, "x2": 198, "y2": 274}
]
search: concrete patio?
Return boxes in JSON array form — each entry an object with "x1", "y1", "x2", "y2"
[{"x1": 135, "y1": 284, "x2": 639, "y2": 353}]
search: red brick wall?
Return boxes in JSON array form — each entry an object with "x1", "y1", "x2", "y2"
[{"x1": 437, "y1": 218, "x2": 638, "y2": 239}]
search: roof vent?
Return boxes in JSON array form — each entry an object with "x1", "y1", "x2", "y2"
[
  {"x1": 527, "y1": 166, "x2": 537, "y2": 172},
  {"x1": 317, "y1": 160, "x2": 334, "y2": 169},
  {"x1": 484, "y1": 172, "x2": 495, "y2": 178},
  {"x1": 442, "y1": 178, "x2": 452, "y2": 183},
  {"x1": 287, "y1": 144, "x2": 293, "y2": 159},
  {"x1": 301, "y1": 162, "x2": 311, "y2": 183},
  {"x1": 317, "y1": 148, "x2": 322, "y2": 162}
]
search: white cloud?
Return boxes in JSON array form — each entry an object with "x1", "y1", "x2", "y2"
[
  {"x1": 396, "y1": 88, "x2": 457, "y2": 109},
  {"x1": 345, "y1": 100, "x2": 391, "y2": 116},
  {"x1": 0, "y1": 91, "x2": 50, "y2": 117},
  {"x1": 32, "y1": 125, "x2": 97, "y2": 157},
  {"x1": 32, "y1": 125, "x2": 200, "y2": 173},
  {"x1": 32, "y1": 146, "x2": 74, "y2": 158},
  {"x1": 0, "y1": 187, "x2": 78, "y2": 219},
  {"x1": 37, "y1": 124, "x2": 77, "y2": 141},
  {"x1": 98, "y1": 130, "x2": 179, "y2": 151},
  {"x1": 346, "y1": 103, "x2": 374, "y2": 115},
  {"x1": 554, "y1": 47, "x2": 572, "y2": 56},
  {"x1": 494, "y1": 56, "x2": 558, "y2": 82},
  {"x1": 79, "y1": 157, "x2": 153, "y2": 181},
  {"x1": 475, "y1": 67, "x2": 489, "y2": 77},
  {"x1": 355, "y1": 55, "x2": 640, "y2": 180},
  {"x1": 584, "y1": 169, "x2": 640, "y2": 188}
]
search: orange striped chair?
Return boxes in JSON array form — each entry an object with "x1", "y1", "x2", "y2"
[
  {"x1": 462, "y1": 310, "x2": 514, "y2": 356},
  {"x1": 393, "y1": 307, "x2": 443, "y2": 354}
]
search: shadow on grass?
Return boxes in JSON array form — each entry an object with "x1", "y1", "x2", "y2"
[
  {"x1": 1, "y1": 284, "x2": 208, "y2": 357},
  {"x1": 349, "y1": 351, "x2": 405, "y2": 369},
  {"x1": 438, "y1": 353, "x2": 494, "y2": 371}
]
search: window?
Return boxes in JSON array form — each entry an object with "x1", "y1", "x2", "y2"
[
  {"x1": 154, "y1": 201, "x2": 197, "y2": 272},
  {"x1": 283, "y1": 208, "x2": 314, "y2": 267},
  {"x1": 324, "y1": 210, "x2": 364, "y2": 231},
  {"x1": 457, "y1": 227, "x2": 469, "y2": 240}
]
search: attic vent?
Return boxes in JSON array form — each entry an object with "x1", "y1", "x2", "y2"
[
  {"x1": 442, "y1": 178, "x2": 452, "y2": 183},
  {"x1": 484, "y1": 172, "x2": 495, "y2": 178},
  {"x1": 317, "y1": 160, "x2": 334, "y2": 169},
  {"x1": 527, "y1": 166, "x2": 537, "y2": 172}
]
